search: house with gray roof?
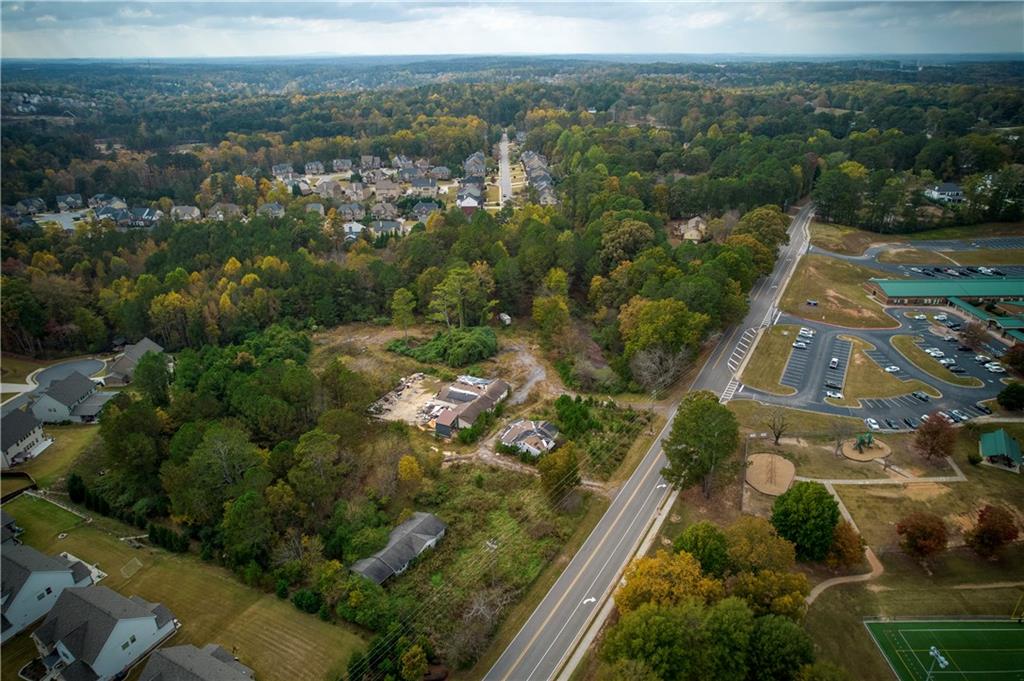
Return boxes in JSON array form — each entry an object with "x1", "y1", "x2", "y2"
[
  {"x1": 351, "y1": 513, "x2": 447, "y2": 584},
  {"x1": 332, "y1": 158, "x2": 353, "y2": 172},
  {"x1": 2, "y1": 408, "x2": 47, "y2": 469},
  {"x1": 169, "y1": 206, "x2": 201, "y2": 222},
  {"x1": 304, "y1": 160, "x2": 325, "y2": 175},
  {"x1": 369, "y1": 220, "x2": 402, "y2": 237},
  {"x1": 57, "y1": 194, "x2": 85, "y2": 212},
  {"x1": 257, "y1": 202, "x2": 285, "y2": 218},
  {"x1": 207, "y1": 202, "x2": 242, "y2": 221},
  {"x1": 88, "y1": 195, "x2": 126, "y2": 210},
  {"x1": 409, "y1": 177, "x2": 438, "y2": 197},
  {"x1": 105, "y1": 337, "x2": 164, "y2": 386},
  {"x1": 464, "y1": 151, "x2": 486, "y2": 178},
  {"x1": 31, "y1": 371, "x2": 112, "y2": 424},
  {"x1": 33, "y1": 586, "x2": 178, "y2": 681},
  {"x1": 337, "y1": 202, "x2": 365, "y2": 221},
  {"x1": 139, "y1": 644, "x2": 254, "y2": 681},
  {"x1": 498, "y1": 419, "x2": 559, "y2": 457},
  {"x1": 2, "y1": 544, "x2": 93, "y2": 643},
  {"x1": 1, "y1": 509, "x2": 22, "y2": 545},
  {"x1": 16, "y1": 197, "x2": 47, "y2": 215},
  {"x1": 429, "y1": 166, "x2": 451, "y2": 180},
  {"x1": 433, "y1": 376, "x2": 510, "y2": 437},
  {"x1": 271, "y1": 163, "x2": 294, "y2": 178}
]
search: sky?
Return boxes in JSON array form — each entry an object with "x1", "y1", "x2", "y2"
[{"x1": 1, "y1": 1, "x2": 1022, "y2": 59}]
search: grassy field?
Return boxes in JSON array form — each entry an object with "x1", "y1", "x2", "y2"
[
  {"x1": 835, "y1": 422, "x2": 1024, "y2": 550},
  {"x1": 780, "y1": 254, "x2": 898, "y2": 328},
  {"x1": 810, "y1": 221, "x2": 1024, "y2": 256},
  {"x1": 19, "y1": 425, "x2": 99, "y2": 489},
  {"x1": 728, "y1": 399, "x2": 863, "y2": 434},
  {"x1": 1, "y1": 476, "x2": 34, "y2": 497},
  {"x1": 806, "y1": 545, "x2": 1024, "y2": 681},
  {"x1": 0, "y1": 495, "x2": 366, "y2": 681},
  {"x1": 889, "y1": 335, "x2": 984, "y2": 388},
  {"x1": 828, "y1": 337, "x2": 940, "y2": 407},
  {"x1": 865, "y1": 619, "x2": 1024, "y2": 681},
  {"x1": 740, "y1": 325, "x2": 799, "y2": 396},
  {"x1": 876, "y1": 247, "x2": 960, "y2": 265},
  {"x1": 943, "y1": 247, "x2": 1024, "y2": 265},
  {"x1": 0, "y1": 354, "x2": 50, "y2": 383}
]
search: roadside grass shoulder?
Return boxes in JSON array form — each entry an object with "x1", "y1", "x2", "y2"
[
  {"x1": 0, "y1": 495, "x2": 366, "y2": 681},
  {"x1": 889, "y1": 335, "x2": 984, "y2": 388},
  {"x1": 779, "y1": 254, "x2": 898, "y2": 328},
  {"x1": 740, "y1": 325, "x2": 799, "y2": 396}
]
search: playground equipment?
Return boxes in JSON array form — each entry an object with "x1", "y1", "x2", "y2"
[{"x1": 855, "y1": 431, "x2": 874, "y2": 453}]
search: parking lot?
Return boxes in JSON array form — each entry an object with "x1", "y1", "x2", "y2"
[{"x1": 737, "y1": 305, "x2": 1012, "y2": 431}]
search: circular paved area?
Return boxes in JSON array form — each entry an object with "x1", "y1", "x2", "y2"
[{"x1": 746, "y1": 453, "x2": 796, "y2": 496}]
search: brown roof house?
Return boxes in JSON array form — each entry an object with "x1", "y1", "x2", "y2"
[{"x1": 433, "y1": 376, "x2": 510, "y2": 438}]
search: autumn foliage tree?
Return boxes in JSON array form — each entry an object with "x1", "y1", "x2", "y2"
[
  {"x1": 825, "y1": 521, "x2": 865, "y2": 571},
  {"x1": 896, "y1": 512, "x2": 948, "y2": 565},
  {"x1": 914, "y1": 413, "x2": 957, "y2": 460},
  {"x1": 615, "y1": 549, "x2": 723, "y2": 614},
  {"x1": 964, "y1": 505, "x2": 1019, "y2": 559}
]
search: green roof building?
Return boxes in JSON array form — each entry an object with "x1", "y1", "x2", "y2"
[
  {"x1": 978, "y1": 428, "x2": 1022, "y2": 473},
  {"x1": 866, "y1": 278, "x2": 1024, "y2": 304}
]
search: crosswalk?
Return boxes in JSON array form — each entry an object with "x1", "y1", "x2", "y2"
[
  {"x1": 720, "y1": 377, "x2": 741, "y2": 403},
  {"x1": 727, "y1": 328, "x2": 758, "y2": 373}
]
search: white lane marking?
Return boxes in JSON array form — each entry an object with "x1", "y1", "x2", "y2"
[{"x1": 582, "y1": 597, "x2": 596, "y2": 606}]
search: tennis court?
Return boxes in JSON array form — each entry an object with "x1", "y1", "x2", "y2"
[{"x1": 865, "y1": 620, "x2": 1024, "y2": 681}]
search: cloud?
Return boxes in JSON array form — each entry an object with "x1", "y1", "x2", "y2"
[{"x1": 35, "y1": 13, "x2": 56, "y2": 23}]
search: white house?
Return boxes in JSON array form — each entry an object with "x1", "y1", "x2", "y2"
[
  {"x1": 31, "y1": 372, "x2": 111, "y2": 424},
  {"x1": 924, "y1": 182, "x2": 965, "y2": 204},
  {"x1": 33, "y1": 586, "x2": 178, "y2": 681},
  {"x1": 1, "y1": 544, "x2": 94, "y2": 643},
  {"x1": 2, "y1": 409, "x2": 48, "y2": 469},
  {"x1": 169, "y1": 205, "x2": 202, "y2": 222}
]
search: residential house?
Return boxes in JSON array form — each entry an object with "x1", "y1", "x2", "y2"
[
  {"x1": 128, "y1": 207, "x2": 164, "y2": 228},
  {"x1": 924, "y1": 182, "x2": 965, "y2": 204},
  {"x1": 2, "y1": 509, "x2": 22, "y2": 545},
  {"x1": 414, "y1": 158, "x2": 431, "y2": 171},
  {"x1": 271, "y1": 163, "x2": 294, "y2": 178},
  {"x1": 105, "y1": 337, "x2": 165, "y2": 386},
  {"x1": 433, "y1": 376, "x2": 510, "y2": 437},
  {"x1": 498, "y1": 419, "x2": 559, "y2": 457},
  {"x1": 411, "y1": 201, "x2": 439, "y2": 222},
  {"x1": 346, "y1": 182, "x2": 366, "y2": 201},
  {"x1": 373, "y1": 179, "x2": 401, "y2": 201},
  {"x1": 673, "y1": 216, "x2": 707, "y2": 243},
  {"x1": 410, "y1": 177, "x2": 437, "y2": 198},
  {"x1": 88, "y1": 194, "x2": 127, "y2": 210},
  {"x1": 979, "y1": 428, "x2": 1022, "y2": 473},
  {"x1": 306, "y1": 202, "x2": 325, "y2": 217},
  {"x1": 32, "y1": 586, "x2": 178, "y2": 681},
  {"x1": 16, "y1": 197, "x2": 47, "y2": 215},
  {"x1": 342, "y1": 221, "x2": 368, "y2": 241},
  {"x1": 351, "y1": 513, "x2": 447, "y2": 584},
  {"x1": 317, "y1": 179, "x2": 344, "y2": 201},
  {"x1": 56, "y1": 194, "x2": 84, "y2": 212},
  {"x1": 464, "y1": 151, "x2": 486, "y2": 177},
  {"x1": 31, "y1": 371, "x2": 112, "y2": 424},
  {"x1": 2, "y1": 544, "x2": 94, "y2": 643},
  {"x1": 391, "y1": 154, "x2": 413, "y2": 169},
  {"x1": 257, "y1": 202, "x2": 285, "y2": 218},
  {"x1": 360, "y1": 155, "x2": 382, "y2": 170},
  {"x1": 456, "y1": 185, "x2": 483, "y2": 216},
  {"x1": 169, "y1": 205, "x2": 201, "y2": 222},
  {"x1": 1, "y1": 409, "x2": 47, "y2": 469},
  {"x1": 332, "y1": 158, "x2": 353, "y2": 172},
  {"x1": 207, "y1": 202, "x2": 242, "y2": 221},
  {"x1": 294, "y1": 180, "x2": 312, "y2": 196},
  {"x1": 94, "y1": 206, "x2": 132, "y2": 228},
  {"x1": 370, "y1": 202, "x2": 399, "y2": 220},
  {"x1": 304, "y1": 160, "x2": 325, "y2": 175},
  {"x1": 429, "y1": 166, "x2": 451, "y2": 180},
  {"x1": 337, "y1": 202, "x2": 365, "y2": 221},
  {"x1": 397, "y1": 167, "x2": 424, "y2": 183},
  {"x1": 139, "y1": 644, "x2": 255, "y2": 681},
  {"x1": 369, "y1": 220, "x2": 402, "y2": 237}
]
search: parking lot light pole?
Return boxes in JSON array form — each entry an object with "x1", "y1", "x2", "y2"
[{"x1": 926, "y1": 646, "x2": 948, "y2": 681}]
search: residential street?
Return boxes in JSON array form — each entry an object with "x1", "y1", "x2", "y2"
[
  {"x1": 498, "y1": 132, "x2": 513, "y2": 205},
  {"x1": 0, "y1": 358, "x2": 105, "y2": 417},
  {"x1": 484, "y1": 205, "x2": 813, "y2": 681}
]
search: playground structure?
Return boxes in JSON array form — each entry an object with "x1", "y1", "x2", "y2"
[
  {"x1": 745, "y1": 453, "x2": 796, "y2": 496},
  {"x1": 842, "y1": 432, "x2": 892, "y2": 462}
]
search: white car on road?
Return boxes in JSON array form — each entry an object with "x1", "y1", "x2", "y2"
[
  {"x1": 938, "y1": 357, "x2": 956, "y2": 366},
  {"x1": 884, "y1": 366, "x2": 901, "y2": 373},
  {"x1": 826, "y1": 390, "x2": 844, "y2": 399}
]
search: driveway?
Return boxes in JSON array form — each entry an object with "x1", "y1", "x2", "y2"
[{"x1": 1, "y1": 357, "x2": 105, "y2": 416}]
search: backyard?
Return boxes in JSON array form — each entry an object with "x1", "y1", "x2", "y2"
[{"x1": 0, "y1": 495, "x2": 367, "y2": 681}]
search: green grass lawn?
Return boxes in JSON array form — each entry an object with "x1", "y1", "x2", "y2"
[
  {"x1": 0, "y1": 495, "x2": 366, "y2": 681},
  {"x1": 780, "y1": 254, "x2": 898, "y2": 328},
  {"x1": 0, "y1": 354, "x2": 50, "y2": 383},
  {"x1": 876, "y1": 247, "x2": 960, "y2": 265},
  {"x1": 865, "y1": 619, "x2": 1024, "y2": 681},
  {"x1": 740, "y1": 325, "x2": 799, "y2": 396},
  {"x1": 810, "y1": 221, "x2": 1024, "y2": 256},
  {"x1": 828, "y1": 337, "x2": 939, "y2": 407},
  {"x1": 728, "y1": 399, "x2": 863, "y2": 435},
  {"x1": 942, "y1": 247, "x2": 1024, "y2": 266},
  {"x1": 835, "y1": 422, "x2": 1024, "y2": 550},
  {"x1": 806, "y1": 545, "x2": 1024, "y2": 681},
  {"x1": 889, "y1": 335, "x2": 983, "y2": 388},
  {"x1": 0, "y1": 476, "x2": 34, "y2": 497},
  {"x1": 20, "y1": 425, "x2": 99, "y2": 489}
]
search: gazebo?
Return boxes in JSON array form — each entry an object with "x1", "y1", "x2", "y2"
[{"x1": 979, "y1": 429, "x2": 1022, "y2": 473}]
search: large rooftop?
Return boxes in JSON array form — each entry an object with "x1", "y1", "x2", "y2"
[{"x1": 869, "y1": 278, "x2": 1024, "y2": 298}]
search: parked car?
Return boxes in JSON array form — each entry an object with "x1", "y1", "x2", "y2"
[
  {"x1": 966, "y1": 267, "x2": 980, "y2": 274},
  {"x1": 921, "y1": 270, "x2": 935, "y2": 277},
  {"x1": 951, "y1": 410, "x2": 969, "y2": 422},
  {"x1": 975, "y1": 403, "x2": 993, "y2": 415},
  {"x1": 865, "y1": 418, "x2": 880, "y2": 431},
  {"x1": 798, "y1": 328, "x2": 815, "y2": 338},
  {"x1": 950, "y1": 366, "x2": 967, "y2": 374},
  {"x1": 957, "y1": 345, "x2": 972, "y2": 352},
  {"x1": 974, "y1": 355, "x2": 992, "y2": 363},
  {"x1": 792, "y1": 341, "x2": 807, "y2": 349},
  {"x1": 938, "y1": 411, "x2": 955, "y2": 424},
  {"x1": 935, "y1": 314, "x2": 948, "y2": 321},
  {"x1": 829, "y1": 357, "x2": 839, "y2": 369},
  {"x1": 991, "y1": 268, "x2": 1005, "y2": 276},
  {"x1": 926, "y1": 349, "x2": 945, "y2": 358},
  {"x1": 903, "y1": 417, "x2": 919, "y2": 430},
  {"x1": 885, "y1": 418, "x2": 900, "y2": 430},
  {"x1": 806, "y1": 299, "x2": 819, "y2": 306},
  {"x1": 910, "y1": 267, "x2": 922, "y2": 273},
  {"x1": 825, "y1": 380, "x2": 843, "y2": 390},
  {"x1": 921, "y1": 414, "x2": 930, "y2": 422},
  {"x1": 943, "y1": 335, "x2": 955, "y2": 342},
  {"x1": 913, "y1": 314, "x2": 927, "y2": 320},
  {"x1": 884, "y1": 366, "x2": 901, "y2": 373},
  {"x1": 826, "y1": 390, "x2": 844, "y2": 399},
  {"x1": 987, "y1": 365, "x2": 1006, "y2": 374},
  {"x1": 912, "y1": 391, "x2": 930, "y2": 402},
  {"x1": 938, "y1": 358, "x2": 956, "y2": 366}
]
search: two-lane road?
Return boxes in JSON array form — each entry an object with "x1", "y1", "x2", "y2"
[
  {"x1": 498, "y1": 132, "x2": 513, "y2": 205},
  {"x1": 485, "y1": 205, "x2": 813, "y2": 681}
]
